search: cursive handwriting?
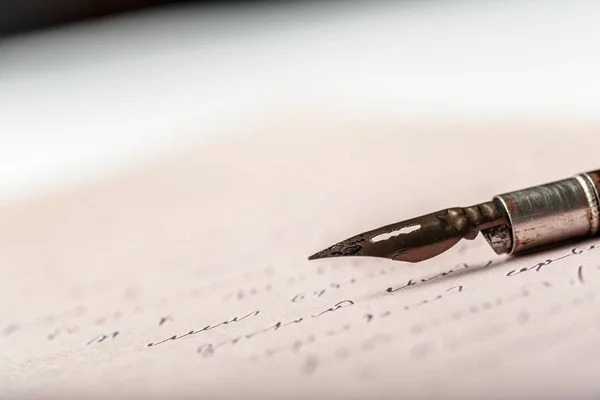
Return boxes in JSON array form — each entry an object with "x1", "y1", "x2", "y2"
[
  {"x1": 87, "y1": 331, "x2": 119, "y2": 345},
  {"x1": 197, "y1": 316, "x2": 306, "y2": 358},
  {"x1": 300, "y1": 267, "x2": 593, "y2": 374},
  {"x1": 250, "y1": 325, "x2": 352, "y2": 361},
  {"x1": 196, "y1": 300, "x2": 355, "y2": 357},
  {"x1": 506, "y1": 244, "x2": 599, "y2": 277},
  {"x1": 147, "y1": 310, "x2": 260, "y2": 347},
  {"x1": 411, "y1": 289, "x2": 598, "y2": 362},
  {"x1": 403, "y1": 285, "x2": 464, "y2": 310},
  {"x1": 291, "y1": 281, "x2": 351, "y2": 303},
  {"x1": 290, "y1": 267, "x2": 395, "y2": 303},
  {"x1": 2, "y1": 305, "x2": 86, "y2": 339},
  {"x1": 386, "y1": 261, "x2": 492, "y2": 294},
  {"x1": 222, "y1": 284, "x2": 273, "y2": 303},
  {"x1": 311, "y1": 300, "x2": 354, "y2": 317},
  {"x1": 407, "y1": 281, "x2": 553, "y2": 337}
]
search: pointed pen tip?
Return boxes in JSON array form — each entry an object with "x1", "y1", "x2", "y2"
[
  {"x1": 307, "y1": 249, "x2": 335, "y2": 261},
  {"x1": 307, "y1": 237, "x2": 366, "y2": 261},
  {"x1": 307, "y1": 249, "x2": 332, "y2": 261},
  {"x1": 307, "y1": 202, "x2": 510, "y2": 264},
  {"x1": 307, "y1": 208, "x2": 470, "y2": 263}
]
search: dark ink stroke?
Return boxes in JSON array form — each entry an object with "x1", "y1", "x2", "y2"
[
  {"x1": 147, "y1": 310, "x2": 259, "y2": 347},
  {"x1": 506, "y1": 245, "x2": 598, "y2": 277},
  {"x1": 197, "y1": 317, "x2": 308, "y2": 357},
  {"x1": 311, "y1": 300, "x2": 354, "y2": 317},
  {"x1": 387, "y1": 261, "x2": 491, "y2": 293}
]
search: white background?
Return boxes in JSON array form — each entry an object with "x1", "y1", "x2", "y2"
[{"x1": 1, "y1": 0, "x2": 599, "y2": 204}]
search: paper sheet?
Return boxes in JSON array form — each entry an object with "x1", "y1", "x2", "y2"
[{"x1": 2, "y1": 112, "x2": 600, "y2": 399}]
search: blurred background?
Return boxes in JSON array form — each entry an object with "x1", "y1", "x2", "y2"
[{"x1": 1, "y1": 0, "x2": 600, "y2": 205}]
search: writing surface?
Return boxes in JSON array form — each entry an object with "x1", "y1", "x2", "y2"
[{"x1": 2, "y1": 113, "x2": 600, "y2": 398}]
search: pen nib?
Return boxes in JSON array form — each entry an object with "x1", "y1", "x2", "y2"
[
  {"x1": 309, "y1": 201, "x2": 509, "y2": 263},
  {"x1": 308, "y1": 236, "x2": 367, "y2": 260}
]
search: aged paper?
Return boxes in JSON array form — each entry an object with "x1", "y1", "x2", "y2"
[{"x1": 2, "y1": 111, "x2": 600, "y2": 399}]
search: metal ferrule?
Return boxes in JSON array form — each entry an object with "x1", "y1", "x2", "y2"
[{"x1": 483, "y1": 170, "x2": 600, "y2": 255}]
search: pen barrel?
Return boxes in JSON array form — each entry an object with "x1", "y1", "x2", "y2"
[{"x1": 491, "y1": 170, "x2": 600, "y2": 255}]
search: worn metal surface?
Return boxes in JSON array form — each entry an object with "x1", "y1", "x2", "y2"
[
  {"x1": 578, "y1": 173, "x2": 600, "y2": 236},
  {"x1": 584, "y1": 169, "x2": 600, "y2": 236},
  {"x1": 310, "y1": 169, "x2": 600, "y2": 264},
  {"x1": 586, "y1": 169, "x2": 600, "y2": 192},
  {"x1": 308, "y1": 201, "x2": 508, "y2": 263},
  {"x1": 495, "y1": 177, "x2": 594, "y2": 254},
  {"x1": 480, "y1": 221, "x2": 513, "y2": 255}
]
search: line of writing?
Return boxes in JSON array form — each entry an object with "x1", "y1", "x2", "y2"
[
  {"x1": 147, "y1": 300, "x2": 355, "y2": 349},
  {"x1": 506, "y1": 244, "x2": 599, "y2": 276}
]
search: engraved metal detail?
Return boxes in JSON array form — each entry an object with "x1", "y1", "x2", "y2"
[
  {"x1": 309, "y1": 169, "x2": 600, "y2": 264},
  {"x1": 309, "y1": 201, "x2": 508, "y2": 263}
]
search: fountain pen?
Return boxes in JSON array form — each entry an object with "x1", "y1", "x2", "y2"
[{"x1": 309, "y1": 169, "x2": 600, "y2": 263}]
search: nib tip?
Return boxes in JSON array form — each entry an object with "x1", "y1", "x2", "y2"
[
  {"x1": 308, "y1": 241, "x2": 364, "y2": 261},
  {"x1": 307, "y1": 250, "x2": 326, "y2": 261}
]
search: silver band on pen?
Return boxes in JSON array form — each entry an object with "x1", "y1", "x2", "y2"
[{"x1": 483, "y1": 170, "x2": 600, "y2": 255}]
